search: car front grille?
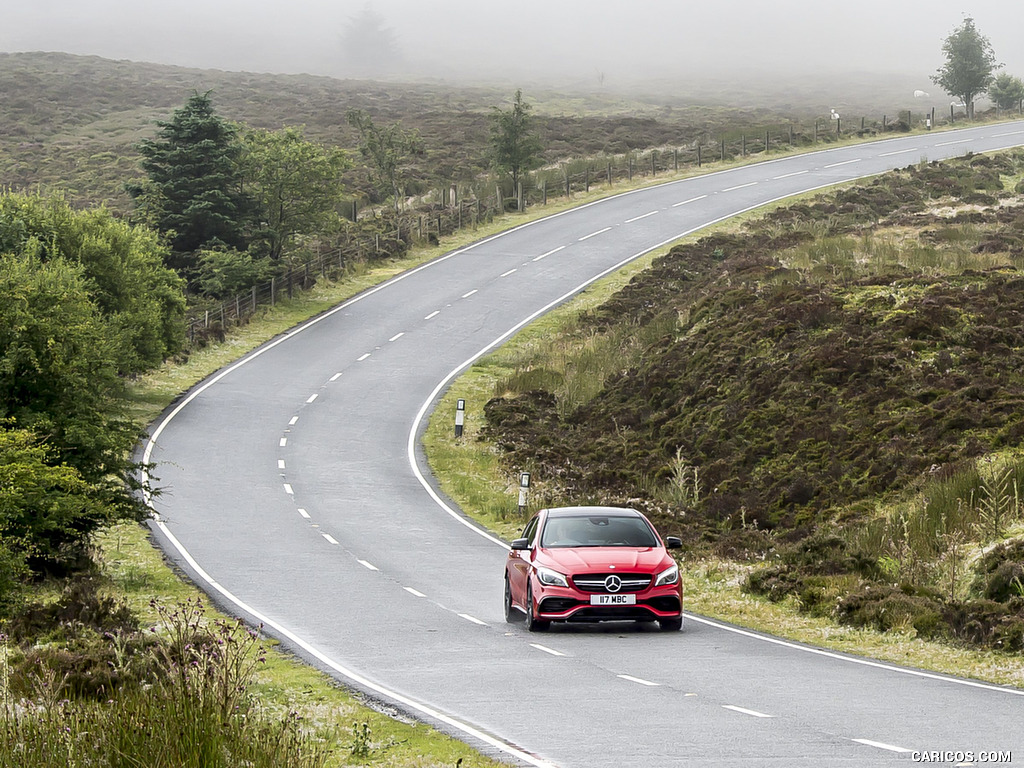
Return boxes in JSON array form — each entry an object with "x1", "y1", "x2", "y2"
[{"x1": 572, "y1": 573, "x2": 652, "y2": 593}]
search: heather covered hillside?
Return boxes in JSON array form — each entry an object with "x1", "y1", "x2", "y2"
[{"x1": 482, "y1": 151, "x2": 1024, "y2": 649}]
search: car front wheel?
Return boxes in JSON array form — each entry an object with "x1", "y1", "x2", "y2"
[
  {"x1": 504, "y1": 576, "x2": 522, "y2": 623},
  {"x1": 659, "y1": 616, "x2": 683, "y2": 631},
  {"x1": 525, "y1": 582, "x2": 550, "y2": 632}
]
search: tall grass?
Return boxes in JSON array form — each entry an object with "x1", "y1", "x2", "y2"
[{"x1": 0, "y1": 598, "x2": 333, "y2": 768}]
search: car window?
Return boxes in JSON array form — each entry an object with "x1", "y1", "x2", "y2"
[
  {"x1": 540, "y1": 515, "x2": 658, "y2": 548},
  {"x1": 522, "y1": 517, "x2": 539, "y2": 546}
]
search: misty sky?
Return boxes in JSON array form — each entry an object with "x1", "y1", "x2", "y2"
[{"x1": 3, "y1": 0, "x2": 1022, "y2": 88}]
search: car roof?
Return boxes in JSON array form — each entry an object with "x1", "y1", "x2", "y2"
[{"x1": 541, "y1": 506, "x2": 642, "y2": 518}]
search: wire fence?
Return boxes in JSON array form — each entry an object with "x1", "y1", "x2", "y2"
[{"x1": 184, "y1": 106, "x2": 1017, "y2": 347}]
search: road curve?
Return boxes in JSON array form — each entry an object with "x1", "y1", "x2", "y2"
[{"x1": 145, "y1": 122, "x2": 1024, "y2": 767}]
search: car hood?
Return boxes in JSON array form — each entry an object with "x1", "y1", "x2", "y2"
[{"x1": 538, "y1": 546, "x2": 671, "y2": 573}]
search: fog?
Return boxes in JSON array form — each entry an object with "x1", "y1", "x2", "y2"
[{"x1": 3, "y1": 0, "x2": 1023, "y2": 91}]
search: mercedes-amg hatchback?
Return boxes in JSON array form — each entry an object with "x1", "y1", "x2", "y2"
[{"x1": 504, "y1": 506, "x2": 683, "y2": 631}]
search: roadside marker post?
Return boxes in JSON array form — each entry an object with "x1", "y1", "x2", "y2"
[
  {"x1": 518, "y1": 472, "x2": 530, "y2": 516},
  {"x1": 455, "y1": 399, "x2": 466, "y2": 438}
]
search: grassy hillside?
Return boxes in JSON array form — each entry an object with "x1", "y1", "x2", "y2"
[
  {"x1": 474, "y1": 150, "x2": 1024, "y2": 652},
  {"x1": 0, "y1": 52, "x2": 927, "y2": 212}
]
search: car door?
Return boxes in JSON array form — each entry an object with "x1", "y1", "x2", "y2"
[{"x1": 507, "y1": 515, "x2": 539, "y2": 606}]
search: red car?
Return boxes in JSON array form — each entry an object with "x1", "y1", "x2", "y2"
[{"x1": 504, "y1": 506, "x2": 684, "y2": 632}]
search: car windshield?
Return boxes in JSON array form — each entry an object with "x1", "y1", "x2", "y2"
[{"x1": 540, "y1": 515, "x2": 659, "y2": 548}]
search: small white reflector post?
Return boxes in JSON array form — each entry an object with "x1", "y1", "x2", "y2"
[{"x1": 455, "y1": 399, "x2": 466, "y2": 438}]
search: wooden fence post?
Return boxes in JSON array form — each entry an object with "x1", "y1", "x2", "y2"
[
  {"x1": 697, "y1": 143, "x2": 702, "y2": 167},
  {"x1": 720, "y1": 138, "x2": 725, "y2": 162}
]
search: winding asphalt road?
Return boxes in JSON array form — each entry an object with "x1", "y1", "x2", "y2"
[{"x1": 144, "y1": 121, "x2": 1024, "y2": 767}]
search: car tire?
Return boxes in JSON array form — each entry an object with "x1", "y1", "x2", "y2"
[
  {"x1": 525, "y1": 583, "x2": 550, "y2": 632},
  {"x1": 504, "y1": 576, "x2": 522, "y2": 623},
  {"x1": 659, "y1": 616, "x2": 683, "y2": 632}
]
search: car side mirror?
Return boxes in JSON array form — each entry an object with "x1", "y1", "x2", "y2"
[
  {"x1": 665, "y1": 536, "x2": 683, "y2": 550},
  {"x1": 510, "y1": 538, "x2": 531, "y2": 550}
]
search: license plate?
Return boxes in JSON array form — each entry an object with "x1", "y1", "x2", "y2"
[{"x1": 590, "y1": 594, "x2": 636, "y2": 606}]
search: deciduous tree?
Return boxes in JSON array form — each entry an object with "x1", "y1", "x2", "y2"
[
  {"x1": 932, "y1": 17, "x2": 1000, "y2": 119},
  {"x1": 241, "y1": 127, "x2": 351, "y2": 260},
  {"x1": 489, "y1": 89, "x2": 543, "y2": 199},
  {"x1": 988, "y1": 73, "x2": 1024, "y2": 112},
  {"x1": 346, "y1": 109, "x2": 422, "y2": 212}
]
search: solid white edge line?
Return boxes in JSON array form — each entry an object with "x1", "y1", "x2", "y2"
[
  {"x1": 139, "y1": 121, "x2": 1024, "y2": 768},
  {"x1": 617, "y1": 674, "x2": 659, "y2": 687},
  {"x1": 722, "y1": 181, "x2": 757, "y2": 192},
  {"x1": 578, "y1": 226, "x2": 612, "y2": 241},
  {"x1": 722, "y1": 705, "x2": 772, "y2": 718},
  {"x1": 625, "y1": 211, "x2": 658, "y2": 223},
  {"x1": 672, "y1": 194, "x2": 708, "y2": 207},
  {"x1": 533, "y1": 245, "x2": 566, "y2": 261},
  {"x1": 529, "y1": 643, "x2": 565, "y2": 657},
  {"x1": 685, "y1": 614, "x2": 1024, "y2": 697},
  {"x1": 357, "y1": 559, "x2": 379, "y2": 571},
  {"x1": 851, "y1": 739, "x2": 912, "y2": 753},
  {"x1": 144, "y1": 521, "x2": 555, "y2": 768},
  {"x1": 404, "y1": 587, "x2": 426, "y2": 598},
  {"x1": 459, "y1": 613, "x2": 487, "y2": 626},
  {"x1": 322, "y1": 533, "x2": 339, "y2": 545}
]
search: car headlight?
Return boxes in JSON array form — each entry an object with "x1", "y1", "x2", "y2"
[
  {"x1": 655, "y1": 563, "x2": 679, "y2": 587},
  {"x1": 536, "y1": 566, "x2": 569, "y2": 588}
]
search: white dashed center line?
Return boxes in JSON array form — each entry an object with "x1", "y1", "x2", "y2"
[
  {"x1": 936, "y1": 138, "x2": 972, "y2": 146},
  {"x1": 306, "y1": 393, "x2": 318, "y2": 403},
  {"x1": 289, "y1": 416, "x2": 299, "y2": 425},
  {"x1": 673, "y1": 194, "x2": 707, "y2": 207},
  {"x1": 425, "y1": 310, "x2": 440, "y2": 319},
  {"x1": 283, "y1": 484, "x2": 294, "y2": 495},
  {"x1": 357, "y1": 353, "x2": 371, "y2": 362},
  {"x1": 529, "y1": 643, "x2": 565, "y2": 657},
  {"x1": 772, "y1": 170, "x2": 809, "y2": 179},
  {"x1": 500, "y1": 268, "x2": 517, "y2": 277},
  {"x1": 278, "y1": 460, "x2": 286, "y2": 469},
  {"x1": 329, "y1": 373, "x2": 342, "y2": 382},
  {"x1": 297, "y1": 508, "x2": 310, "y2": 519},
  {"x1": 462, "y1": 289, "x2": 478, "y2": 298},
  {"x1": 533, "y1": 245, "x2": 565, "y2": 261},
  {"x1": 993, "y1": 130, "x2": 1024, "y2": 137},
  {"x1": 458, "y1": 613, "x2": 487, "y2": 626},
  {"x1": 358, "y1": 559, "x2": 379, "y2": 571},
  {"x1": 578, "y1": 227, "x2": 612, "y2": 241},
  {"x1": 722, "y1": 705, "x2": 773, "y2": 718},
  {"x1": 625, "y1": 211, "x2": 658, "y2": 223},
  {"x1": 322, "y1": 533, "x2": 339, "y2": 545},
  {"x1": 824, "y1": 158, "x2": 862, "y2": 168},
  {"x1": 851, "y1": 739, "x2": 912, "y2": 754},
  {"x1": 404, "y1": 587, "x2": 426, "y2": 597},
  {"x1": 722, "y1": 181, "x2": 758, "y2": 192},
  {"x1": 617, "y1": 674, "x2": 659, "y2": 687},
  {"x1": 879, "y1": 147, "x2": 919, "y2": 157},
  {"x1": 389, "y1": 332, "x2": 404, "y2": 342},
  {"x1": 279, "y1": 437, "x2": 288, "y2": 447}
]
